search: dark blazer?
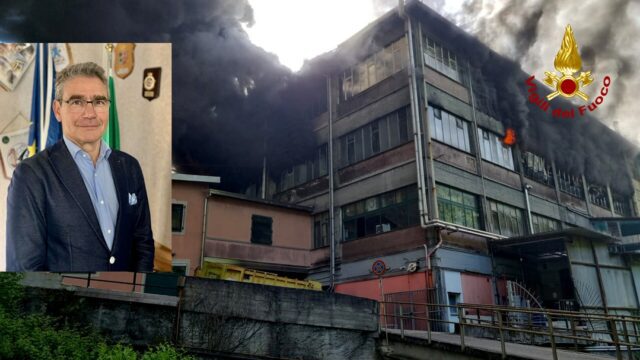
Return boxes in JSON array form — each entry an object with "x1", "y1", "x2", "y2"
[{"x1": 6, "y1": 140, "x2": 154, "y2": 272}]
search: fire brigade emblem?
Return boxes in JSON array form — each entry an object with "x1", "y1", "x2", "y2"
[{"x1": 543, "y1": 25, "x2": 593, "y2": 101}]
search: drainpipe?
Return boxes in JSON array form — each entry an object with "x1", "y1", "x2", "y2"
[
  {"x1": 402, "y1": 3, "x2": 430, "y2": 227},
  {"x1": 200, "y1": 195, "x2": 209, "y2": 269},
  {"x1": 327, "y1": 76, "x2": 336, "y2": 289},
  {"x1": 523, "y1": 183, "x2": 534, "y2": 234},
  {"x1": 424, "y1": 231, "x2": 444, "y2": 271}
]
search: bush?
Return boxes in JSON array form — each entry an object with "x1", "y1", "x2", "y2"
[
  {"x1": 0, "y1": 273, "x2": 24, "y2": 314},
  {"x1": 97, "y1": 343, "x2": 138, "y2": 360},
  {"x1": 0, "y1": 273, "x2": 193, "y2": 359},
  {"x1": 141, "y1": 344, "x2": 195, "y2": 360},
  {"x1": 0, "y1": 311, "x2": 104, "y2": 360}
]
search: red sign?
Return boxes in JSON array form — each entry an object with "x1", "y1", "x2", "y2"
[{"x1": 371, "y1": 259, "x2": 386, "y2": 276}]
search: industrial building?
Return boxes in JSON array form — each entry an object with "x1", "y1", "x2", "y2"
[
  {"x1": 169, "y1": 1, "x2": 640, "y2": 334},
  {"x1": 254, "y1": 0, "x2": 640, "y2": 324}
]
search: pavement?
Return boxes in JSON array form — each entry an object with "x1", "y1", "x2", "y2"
[{"x1": 384, "y1": 328, "x2": 617, "y2": 359}]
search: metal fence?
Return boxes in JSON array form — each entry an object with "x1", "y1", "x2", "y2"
[{"x1": 380, "y1": 297, "x2": 640, "y2": 360}]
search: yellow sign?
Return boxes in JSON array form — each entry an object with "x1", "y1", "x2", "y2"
[{"x1": 543, "y1": 25, "x2": 593, "y2": 101}]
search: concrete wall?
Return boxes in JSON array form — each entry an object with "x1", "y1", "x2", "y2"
[
  {"x1": 0, "y1": 43, "x2": 172, "y2": 271},
  {"x1": 23, "y1": 275, "x2": 380, "y2": 360},
  {"x1": 181, "y1": 277, "x2": 379, "y2": 360}
]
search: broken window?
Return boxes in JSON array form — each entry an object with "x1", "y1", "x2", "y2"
[
  {"x1": 557, "y1": 170, "x2": 584, "y2": 199},
  {"x1": 612, "y1": 193, "x2": 631, "y2": 216},
  {"x1": 588, "y1": 183, "x2": 610, "y2": 209},
  {"x1": 522, "y1": 151, "x2": 554, "y2": 187}
]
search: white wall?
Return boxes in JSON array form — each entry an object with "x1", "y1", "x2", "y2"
[{"x1": 0, "y1": 43, "x2": 171, "y2": 271}]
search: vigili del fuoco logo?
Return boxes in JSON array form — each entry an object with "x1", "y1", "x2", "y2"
[{"x1": 525, "y1": 25, "x2": 611, "y2": 119}]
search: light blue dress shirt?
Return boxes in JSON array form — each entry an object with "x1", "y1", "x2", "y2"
[{"x1": 63, "y1": 136, "x2": 119, "y2": 250}]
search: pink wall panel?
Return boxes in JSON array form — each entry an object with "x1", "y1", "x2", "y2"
[{"x1": 461, "y1": 273, "x2": 494, "y2": 305}]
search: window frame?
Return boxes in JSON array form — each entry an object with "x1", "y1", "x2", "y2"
[
  {"x1": 342, "y1": 186, "x2": 419, "y2": 242},
  {"x1": 436, "y1": 184, "x2": 482, "y2": 230},
  {"x1": 477, "y1": 128, "x2": 515, "y2": 170},
  {"x1": 340, "y1": 37, "x2": 408, "y2": 101},
  {"x1": 251, "y1": 214, "x2": 273, "y2": 245},
  {"x1": 428, "y1": 106, "x2": 472, "y2": 154},
  {"x1": 488, "y1": 199, "x2": 525, "y2": 237},
  {"x1": 339, "y1": 107, "x2": 412, "y2": 169},
  {"x1": 171, "y1": 201, "x2": 187, "y2": 235}
]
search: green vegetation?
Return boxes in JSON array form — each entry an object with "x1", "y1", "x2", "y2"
[{"x1": 0, "y1": 273, "x2": 194, "y2": 360}]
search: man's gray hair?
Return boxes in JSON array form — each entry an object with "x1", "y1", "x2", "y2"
[{"x1": 55, "y1": 62, "x2": 108, "y2": 101}]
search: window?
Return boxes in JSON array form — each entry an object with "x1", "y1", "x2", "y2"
[
  {"x1": 471, "y1": 71, "x2": 499, "y2": 117},
  {"x1": 488, "y1": 200, "x2": 524, "y2": 236},
  {"x1": 448, "y1": 292, "x2": 461, "y2": 316},
  {"x1": 278, "y1": 144, "x2": 329, "y2": 192},
  {"x1": 557, "y1": 170, "x2": 584, "y2": 199},
  {"x1": 522, "y1": 151, "x2": 554, "y2": 187},
  {"x1": 340, "y1": 107, "x2": 412, "y2": 168},
  {"x1": 341, "y1": 37, "x2": 408, "y2": 100},
  {"x1": 612, "y1": 193, "x2": 631, "y2": 216},
  {"x1": 343, "y1": 186, "x2": 419, "y2": 241},
  {"x1": 172, "y1": 264, "x2": 188, "y2": 276},
  {"x1": 314, "y1": 212, "x2": 330, "y2": 248},
  {"x1": 588, "y1": 184, "x2": 610, "y2": 209},
  {"x1": 251, "y1": 215, "x2": 273, "y2": 245},
  {"x1": 172, "y1": 203, "x2": 186, "y2": 233},
  {"x1": 531, "y1": 213, "x2": 560, "y2": 234},
  {"x1": 428, "y1": 106, "x2": 471, "y2": 153},
  {"x1": 437, "y1": 184, "x2": 482, "y2": 229},
  {"x1": 478, "y1": 128, "x2": 515, "y2": 170},
  {"x1": 423, "y1": 35, "x2": 461, "y2": 82}
]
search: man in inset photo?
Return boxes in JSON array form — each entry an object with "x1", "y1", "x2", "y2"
[{"x1": 6, "y1": 61, "x2": 155, "y2": 271}]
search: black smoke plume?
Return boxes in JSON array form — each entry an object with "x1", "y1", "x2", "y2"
[{"x1": 0, "y1": 0, "x2": 317, "y2": 191}]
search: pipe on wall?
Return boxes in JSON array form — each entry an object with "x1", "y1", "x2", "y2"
[{"x1": 327, "y1": 76, "x2": 336, "y2": 289}]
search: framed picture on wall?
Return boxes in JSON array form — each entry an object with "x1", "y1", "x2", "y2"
[
  {"x1": 0, "y1": 43, "x2": 36, "y2": 91},
  {"x1": 0, "y1": 122, "x2": 30, "y2": 179}
]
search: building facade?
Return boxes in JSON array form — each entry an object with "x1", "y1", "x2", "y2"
[
  {"x1": 263, "y1": 0, "x2": 640, "y2": 322},
  {"x1": 172, "y1": 174, "x2": 316, "y2": 279}
]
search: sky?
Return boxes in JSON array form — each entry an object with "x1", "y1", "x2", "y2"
[
  {"x1": 245, "y1": 0, "x2": 463, "y2": 72},
  {"x1": 246, "y1": 0, "x2": 640, "y2": 146}
]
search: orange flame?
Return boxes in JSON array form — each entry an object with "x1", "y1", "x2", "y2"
[{"x1": 503, "y1": 128, "x2": 517, "y2": 146}]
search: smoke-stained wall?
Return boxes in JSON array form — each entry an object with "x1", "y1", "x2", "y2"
[{"x1": 407, "y1": 1, "x2": 638, "y2": 194}]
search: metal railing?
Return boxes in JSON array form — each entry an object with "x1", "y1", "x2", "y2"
[
  {"x1": 61, "y1": 273, "x2": 182, "y2": 294},
  {"x1": 379, "y1": 299, "x2": 640, "y2": 360}
]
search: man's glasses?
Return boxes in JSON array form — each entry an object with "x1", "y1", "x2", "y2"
[{"x1": 61, "y1": 98, "x2": 111, "y2": 113}]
